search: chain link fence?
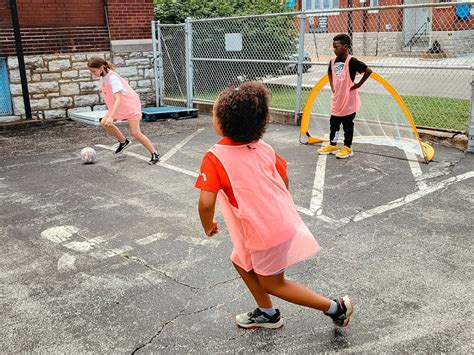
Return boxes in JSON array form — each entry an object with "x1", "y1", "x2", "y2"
[
  {"x1": 155, "y1": 2, "x2": 473, "y2": 133},
  {"x1": 155, "y1": 23, "x2": 187, "y2": 107}
]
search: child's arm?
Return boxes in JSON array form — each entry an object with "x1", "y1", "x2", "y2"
[
  {"x1": 350, "y1": 67, "x2": 372, "y2": 91},
  {"x1": 102, "y1": 92, "x2": 123, "y2": 126},
  {"x1": 198, "y1": 190, "x2": 219, "y2": 237},
  {"x1": 328, "y1": 63, "x2": 334, "y2": 94}
]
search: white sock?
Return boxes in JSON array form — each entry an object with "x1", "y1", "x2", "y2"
[
  {"x1": 259, "y1": 307, "x2": 276, "y2": 316},
  {"x1": 326, "y1": 300, "x2": 338, "y2": 315}
]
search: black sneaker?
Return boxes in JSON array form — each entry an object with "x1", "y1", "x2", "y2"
[
  {"x1": 324, "y1": 295, "x2": 353, "y2": 327},
  {"x1": 115, "y1": 139, "x2": 130, "y2": 154},
  {"x1": 148, "y1": 152, "x2": 160, "y2": 165},
  {"x1": 235, "y1": 308, "x2": 283, "y2": 329}
]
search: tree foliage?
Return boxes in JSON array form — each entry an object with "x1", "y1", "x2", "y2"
[
  {"x1": 155, "y1": 0, "x2": 288, "y2": 23},
  {"x1": 155, "y1": 0, "x2": 298, "y2": 93}
]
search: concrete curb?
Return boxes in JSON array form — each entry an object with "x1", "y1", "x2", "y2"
[{"x1": 418, "y1": 128, "x2": 468, "y2": 151}]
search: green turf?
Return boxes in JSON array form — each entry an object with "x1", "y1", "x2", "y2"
[{"x1": 167, "y1": 86, "x2": 470, "y2": 132}]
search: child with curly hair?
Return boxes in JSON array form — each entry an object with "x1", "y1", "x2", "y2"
[{"x1": 195, "y1": 81, "x2": 353, "y2": 329}]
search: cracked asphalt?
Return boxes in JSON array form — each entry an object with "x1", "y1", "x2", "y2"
[{"x1": 1, "y1": 117, "x2": 473, "y2": 353}]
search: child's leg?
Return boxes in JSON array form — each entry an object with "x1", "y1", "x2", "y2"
[
  {"x1": 233, "y1": 263, "x2": 273, "y2": 308},
  {"x1": 101, "y1": 119, "x2": 126, "y2": 143},
  {"x1": 127, "y1": 120, "x2": 157, "y2": 154},
  {"x1": 329, "y1": 115, "x2": 343, "y2": 145},
  {"x1": 256, "y1": 271, "x2": 331, "y2": 312},
  {"x1": 341, "y1": 113, "x2": 356, "y2": 147}
]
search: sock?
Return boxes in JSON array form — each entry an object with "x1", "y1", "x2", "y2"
[
  {"x1": 259, "y1": 307, "x2": 276, "y2": 316},
  {"x1": 326, "y1": 300, "x2": 338, "y2": 315}
]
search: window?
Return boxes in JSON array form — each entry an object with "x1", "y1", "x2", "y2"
[
  {"x1": 304, "y1": 0, "x2": 339, "y2": 11},
  {"x1": 368, "y1": 0, "x2": 379, "y2": 13}
]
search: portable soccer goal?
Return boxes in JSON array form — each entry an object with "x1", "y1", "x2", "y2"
[{"x1": 300, "y1": 71, "x2": 434, "y2": 163}]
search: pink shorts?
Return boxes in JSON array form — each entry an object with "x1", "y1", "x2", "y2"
[
  {"x1": 115, "y1": 114, "x2": 142, "y2": 121},
  {"x1": 230, "y1": 231, "x2": 320, "y2": 276}
]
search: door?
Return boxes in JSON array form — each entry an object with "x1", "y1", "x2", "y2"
[
  {"x1": 0, "y1": 58, "x2": 13, "y2": 116},
  {"x1": 403, "y1": 0, "x2": 432, "y2": 47}
]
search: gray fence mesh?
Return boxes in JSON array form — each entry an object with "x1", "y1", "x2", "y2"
[
  {"x1": 159, "y1": 24, "x2": 187, "y2": 107},
  {"x1": 157, "y1": 2, "x2": 473, "y2": 132}
]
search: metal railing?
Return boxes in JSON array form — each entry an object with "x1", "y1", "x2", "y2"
[{"x1": 152, "y1": 2, "x2": 473, "y2": 141}]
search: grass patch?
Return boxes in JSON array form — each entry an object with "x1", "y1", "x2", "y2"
[{"x1": 170, "y1": 86, "x2": 470, "y2": 132}]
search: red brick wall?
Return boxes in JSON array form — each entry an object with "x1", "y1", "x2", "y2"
[
  {"x1": 0, "y1": 27, "x2": 110, "y2": 55},
  {"x1": 0, "y1": 0, "x2": 10, "y2": 27},
  {"x1": 12, "y1": 0, "x2": 105, "y2": 27},
  {"x1": 0, "y1": 0, "x2": 109, "y2": 55},
  {"x1": 106, "y1": 0, "x2": 154, "y2": 40},
  {"x1": 432, "y1": 7, "x2": 472, "y2": 31},
  {"x1": 313, "y1": 0, "x2": 404, "y2": 33},
  {"x1": 299, "y1": 0, "x2": 472, "y2": 33}
]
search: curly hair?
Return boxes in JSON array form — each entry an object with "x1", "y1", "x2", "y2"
[{"x1": 214, "y1": 81, "x2": 271, "y2": 143}]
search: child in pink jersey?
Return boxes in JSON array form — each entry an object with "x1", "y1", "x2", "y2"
[
  {"x1": 318, "y1": 34, "x2": 372, "y2": 159},
  {"x1": 87, "y1": 57, "x2": 160, "y2": 164},
  {"x1": 195, "y1": 82, "x2": 353, "y2": 329}
]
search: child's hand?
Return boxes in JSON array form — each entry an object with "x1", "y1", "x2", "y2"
[
  {"x1": 205, "y1": 221, "x2": 219, "y2": 237},
  {"x1": 103, "y1": 115, "x2": 114, "y2": 127},
  {"x1": 350, "y1": 83, "x2": 360, "y2": 91}
]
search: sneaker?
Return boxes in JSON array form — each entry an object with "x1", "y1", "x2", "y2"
[
  {"x1": 148, "y1": 152, "x2": 160, "y2": 165},
  {"x1": 318, "y1": 144, "x2": 339, "y2": 155},
  {"x1": 325, "y1": 295, "x2": 353, "y2": 327},
  {"x1": 235, "y1": 308, "x2": 283, "y2": 329},
  {"x1": 336, "y1": 145, "x2": 353, "y2": 159},
  {"x1": 115, "y1": 139, "x2": 130, "y2": 154}
]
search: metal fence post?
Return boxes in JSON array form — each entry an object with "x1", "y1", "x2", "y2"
[
  {"x1": 468, "y1": 68, "x2": 474, "y2": 153},
  {"x1": 151, "y1": 21, "x2": 162, "y2": 107},
  {"x1": 294, "y1": 13, "x2": 307, "y2": 125},
  {"x1": 185, "y1": 17, "x2": 194, "y2": 109}
]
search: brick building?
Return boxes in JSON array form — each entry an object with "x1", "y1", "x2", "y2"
[
  {"x1": 297, "y1": 0, "x2": 473, "y2": 57},
  {"x1": 0, "y1": 0, "x2": 155, "y2": 120}
]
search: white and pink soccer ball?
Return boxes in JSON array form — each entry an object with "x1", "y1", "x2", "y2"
[{"x1": 80, "y1": 147, "x2": 97, "y2": 164}]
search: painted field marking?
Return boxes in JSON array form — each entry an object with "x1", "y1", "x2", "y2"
[
  {"x1": 340, "y1": 171, "x2": 474, "y2": 224},
  {"x1": 160, "y1": 128, "x2": 205, "y2": 163},
  {"x1": 310, "y1": 154, "x2": 328, "y2": 215},
  {"x1": 405, "y1": 151, "x2": 427, "y2": 190}
]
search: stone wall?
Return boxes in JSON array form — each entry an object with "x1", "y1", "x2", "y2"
[
  {"x1": 7, "y1": 46, "x2": 155, "y2": 120},
  {"x1": 431, "y1": 30, "x2": 474, "y2": 57},
  {"x1": 304, "y1": 32, "x2": 403, "y2": 57},
  {"x1": 111, "y1": 50, "x2": 155, "y2": 107}
]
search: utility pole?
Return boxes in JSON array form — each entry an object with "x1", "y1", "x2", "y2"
[{"x1": 9, "y1": 0, "x2": 31, "y2": 119}]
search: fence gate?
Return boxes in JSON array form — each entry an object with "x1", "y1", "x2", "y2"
[{"x1": 0, "y1": 58, "x2": 13, "y2": 116}]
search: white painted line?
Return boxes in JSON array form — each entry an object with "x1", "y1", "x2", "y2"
[
  {"x1": 89, "y1": 246, "x2": 133, "y2": 260},
  {"x1": 135, "y1": 233, "x2": 169, "y2": 245},
  {"x1": 57, "y1": 253, "x2": 76, "y2": 271},
  {"x1": 41, "y1": 225, "x2": 79, "y2": 243},
  {"x1": 95, "y1": 144, "x2": 199, "y2": 177},
  {"x1": 296, "y1": 205, "x2": 314, "y2": 216},
  {"x1": 160, "y1": 162, "x2": 199, "y2": 177},
  {"x1": 342, "y1": 171, "x2": 474, "y2": 223},
  {"x1": 405, "y1": 151, "x2": 427, "y2": 190},
  {"x1": 310, "y1": 155, "x2": 327, "y2": 215},
  {"x1": 316, "y1": 214, "x2": 343, "y2": 227},
  {"x1": 160, "y1": 128, "x2": 205, "y2": 163},
  {"x1": 63, "y1": 236, "x2": 107, "y2": 253}
]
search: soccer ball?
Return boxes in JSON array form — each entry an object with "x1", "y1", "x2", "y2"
[{"x1": 80, "y1": 147, "x2": 96, "y2": 164}]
